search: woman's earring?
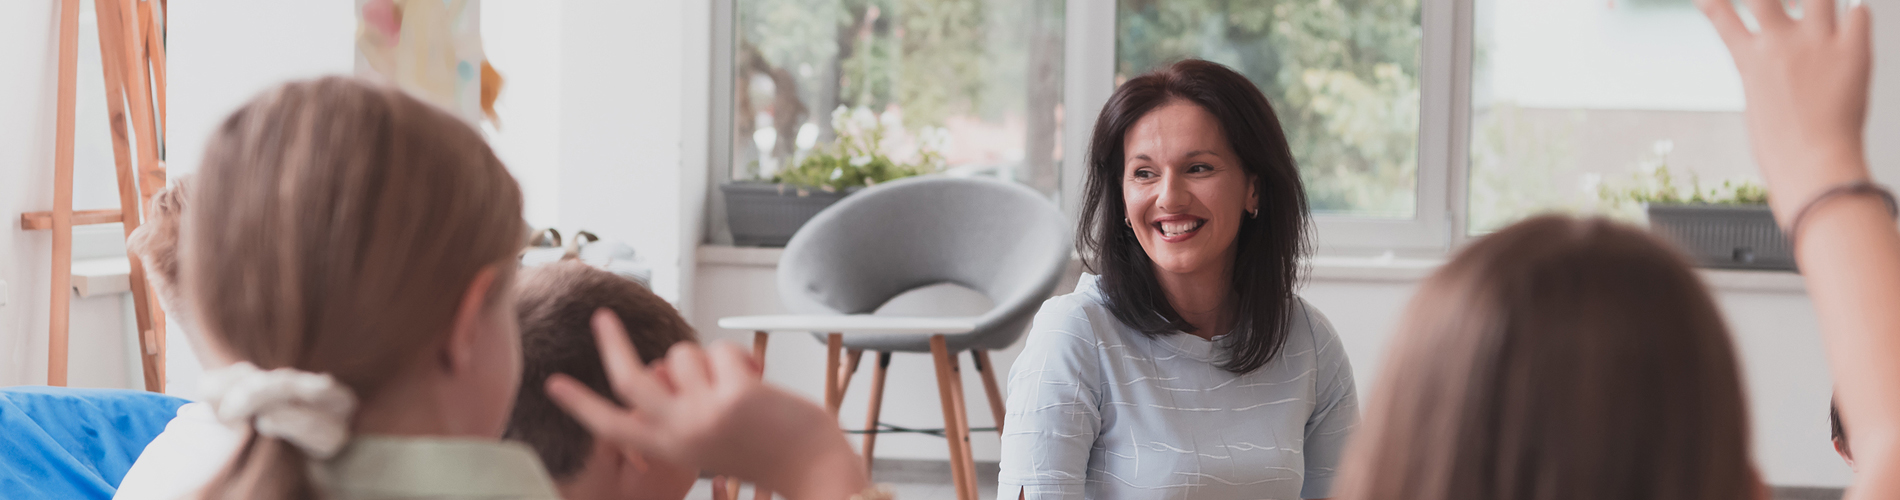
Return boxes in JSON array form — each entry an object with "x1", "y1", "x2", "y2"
[
  {"x1": 1124, "y1": 218, "x2": 1132, "y2": 227},
  {"x1": 1249, "y1": 208, "x2": 1259, "y2": 219}
]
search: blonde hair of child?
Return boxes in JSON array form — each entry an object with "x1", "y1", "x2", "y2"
[{"x1": 185, "y1": 77, "x2": 526, "y2": 499}]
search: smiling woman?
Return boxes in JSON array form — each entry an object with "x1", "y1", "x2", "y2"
[{"x1": 998, "y1": 59, "x2": 1356, "y2": 500}]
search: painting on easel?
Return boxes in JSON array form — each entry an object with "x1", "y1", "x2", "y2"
[
  {"x1": 355, "y1": 0, "x2": 501, "y2": 126},
  {"x1": 21, "y1": 0, "x2": 168, "y2": 391}
]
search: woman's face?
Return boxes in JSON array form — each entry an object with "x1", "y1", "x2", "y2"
[{"x1": 1121, "y1": 100, "x2": 1257, "y2": 278}]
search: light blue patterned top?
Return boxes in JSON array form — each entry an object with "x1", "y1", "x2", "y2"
[{"x1": 998, "y1": 274, "x2": 1358, "y2": 500}]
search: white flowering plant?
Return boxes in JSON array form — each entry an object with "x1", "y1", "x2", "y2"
[{"x1": 773, "y1": 106, "x2": 946, "y2": 192}]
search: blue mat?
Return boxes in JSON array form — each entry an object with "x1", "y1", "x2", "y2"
[{"x1": 0, "y1": 386, "x2": 187, "y2": 500}]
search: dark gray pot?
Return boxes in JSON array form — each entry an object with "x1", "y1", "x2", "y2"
[
  {"x1": 1646, "y1": 203, "x2": 1794, "y2": 271},
  {"x1": 722, "y1": 182, "x2": 858, "y2": 247}
]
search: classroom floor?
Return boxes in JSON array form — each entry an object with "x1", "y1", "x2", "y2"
[
  {"x1": 682, "y1": 461, "x2": 1841, "y2": 500},
  {"x1": 684, "y1": 460, "x2": 999, "y2": 500}
]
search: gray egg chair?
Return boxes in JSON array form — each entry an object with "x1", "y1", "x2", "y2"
[{"x1": 768, "y1": 175, "x2": 1069, "y2": 497}]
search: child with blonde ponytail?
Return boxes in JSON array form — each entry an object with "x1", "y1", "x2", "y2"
[{"x1": 184, "y1": 77, "x2": 549, "y2": 499}]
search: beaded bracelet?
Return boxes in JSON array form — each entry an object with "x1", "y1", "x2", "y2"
[{"x1": 1787, "y1": 180, "x2": 1900, "y2": 243}]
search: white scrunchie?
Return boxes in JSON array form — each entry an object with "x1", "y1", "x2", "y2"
[{"x1": 201, "y1": 362, "x2": 358, "y2": 459}]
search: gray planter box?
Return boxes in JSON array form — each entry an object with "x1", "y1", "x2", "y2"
[
  {"x1": 722, "y1": 182, "x2": 857, "y2": 247},
  {"x1": 1646, "y1": 204, "x2": 1794, "y2": 271}
]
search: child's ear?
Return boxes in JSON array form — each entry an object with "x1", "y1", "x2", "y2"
[{"x1": 441, "y1": 265, "x2": 502, "y2": 372}]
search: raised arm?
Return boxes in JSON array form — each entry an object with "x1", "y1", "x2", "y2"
[
  {"x1": 548, "y1": 311, "x2": 872, "y2": 500},
  {"x1": 1695, "y1": 1, "x2": 1900, "y2": 498}
]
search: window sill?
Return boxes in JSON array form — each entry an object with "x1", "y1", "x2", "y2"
[
  {"x1": 70, "y1": 257, "x2": 136, "y2": 298},
  {"x1": 696, "y1": 245, "x2": 1807, "y2": 294}
]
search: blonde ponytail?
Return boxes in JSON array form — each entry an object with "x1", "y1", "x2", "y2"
[{"x1": 186, "y1": 77, "x2": 526, "y2": 499}]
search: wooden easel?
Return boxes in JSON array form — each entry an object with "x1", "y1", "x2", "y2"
[{"x1": 20, "y1": 0, "x2": 168, "y2": 391}]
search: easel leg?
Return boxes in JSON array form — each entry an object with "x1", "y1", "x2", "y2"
[
  {"x1": 47, "y1": 0, "x2": 80, "y2": 387},
  {"x1": 94, "y1": 0, "x2": 162, "y2": 392}
]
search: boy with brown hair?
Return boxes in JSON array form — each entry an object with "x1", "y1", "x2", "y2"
[{"x1": 507, "y1": 260, "x2": 700, "y2": 500}]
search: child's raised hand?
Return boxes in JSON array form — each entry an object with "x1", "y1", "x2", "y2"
[
  {"x1": 546, "y1": 310, "x2": 870, "y2": 500},
  {"x1": 1697, "y1": 0, "x2": 1875, "y2": 221}
]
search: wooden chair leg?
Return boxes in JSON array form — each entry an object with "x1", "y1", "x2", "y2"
[
  {"x1": 837, "y1": 348, "x2": 863, "y2": 396},
  {"x1": 861, "y1": 351, "x2": 891, "y2": 472},
  {"x1": 931, "y1": 336, "x2": 976, "y2": 500},
  {"x1": 948, "y1": 352, "x2": 979, "y2": 499},
  {"x1": 973, "y1": 350, "x2": 1006, "y2": 434},
  {"x1": 745, "y1": 333, "x2": 770, "y2": 500},
  {"x1": 753, "y1": 331, "x2": 768, "y2": 368},
  {"x1": 824, "y1": 333, "x2": 843, "y2": 415}
]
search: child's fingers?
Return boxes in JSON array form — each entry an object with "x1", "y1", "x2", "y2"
[
  {"x1": 1746, "y1": 0, "x2": 1794, "y2": 32},
  {"x1": 651, "y1": 361, "x2": 680, "y2": 393},
  {"x1": 546, "y1": 374, "x2": 660, "y2": 450},
  {"x1": 706, "y1": 341, "x2": 761, "y2": 388},
  {"x1": 664, "y1": 342, "x2": 715, "y2": 395},
  {"x1": 1699, "y1": 0, "x2": 1754, "y2": 49},
  {"x1": 591, "y1": 309, "x2": 674, "y2": 408},
  {"x1": 1802, "y1": 0, "x2": 1838, "y2": 34},
  {"x1": 1844, "y1": 3, "x2": 1871, "y2": 46}
]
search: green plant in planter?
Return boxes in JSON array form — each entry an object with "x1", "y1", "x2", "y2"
[
  {"x1": 1597, "y1": 142, "x2": 1767, "y2": 208},
  {"x1": 772, "y1": 106, "x2": 945, "y2": 193}
]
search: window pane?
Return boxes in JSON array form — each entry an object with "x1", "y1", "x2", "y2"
[
  {"x1": 1468, "y1": 0, "x2": 1751, "y2": 234},
  {"x1": 1116, "y1": 0, "x2": 1423, "y2": 218},
  {"x1": 732, "y1": 0, "x2": 1066, "y2": 195}
]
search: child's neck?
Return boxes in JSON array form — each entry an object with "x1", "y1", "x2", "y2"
[{"x1": 351, "y1": 365, "x2": 503, "y2": 439}]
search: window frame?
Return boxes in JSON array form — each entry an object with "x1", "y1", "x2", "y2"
[{"x1": 709, "y1": 0, "x2": 1477, "y2": 255}]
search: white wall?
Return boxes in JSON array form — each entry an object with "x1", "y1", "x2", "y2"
[
  {"x1": 156, "y1": 0, "x2": 709, "y2": 395},
  {"x1": 162, "y1": 0, "x2": 355, "y2": 397},
  {"x1": 556, "y1": 0, "x2": 706, "y2": 307}
]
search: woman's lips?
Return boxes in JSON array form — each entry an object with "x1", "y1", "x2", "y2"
[{"x1": 1152, "y1": 217, "x2": 1206, "y2": 243}]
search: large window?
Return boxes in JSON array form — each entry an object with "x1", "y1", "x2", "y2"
[
  {"x1": 1467, "y1": 0, "x2": 1748, "y2": 234},
  {"x1": 728, "y1": 0, "x2": 1067, "y2": 195},
  {"x1": 1116, "y1": 0, "x2": 1423, "y2": 219},
  {"x1": 715, "y1": 0, "x2": 1756, "y2": 254}
]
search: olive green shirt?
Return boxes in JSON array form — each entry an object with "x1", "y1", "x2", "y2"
[{"x1": 315, "y1": 436, "x2": 562, "y2": 500}]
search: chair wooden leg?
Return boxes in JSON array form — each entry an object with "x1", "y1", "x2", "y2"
[
  {"x1": 824, "y1": 333, "x2": 843, "y2": 415},
  {"x1": 931, "y1": 336, "x2": 976, "y2": 500},
  {"x1": 745, "y1": 333, "x2": 770, "y2": 500},
  {"x1": 752, "y1": 331, "x2": 768, "y2": 369},
  {"x1": 973, "y1": 350, "x2": 1007, "y2": 434},
  {"x1": 861, "y1": 351, "x2": 891, "y2": 472},
  {"x1": 837, "y1": 348, "x2": 864, "y2": 396},
  {"x1": 948, "y1": 352, "x2": 979, "y2": 499}
]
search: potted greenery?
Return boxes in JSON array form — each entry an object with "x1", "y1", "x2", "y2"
[
  {"x1": 723, "y1": 107, "x2": 945, "y2": 247},
  {"x1": 1598, "y1": 163, "x2": 1789, "y2": 271}
]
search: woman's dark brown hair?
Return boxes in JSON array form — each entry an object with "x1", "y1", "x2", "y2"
[
  {"x1": 1077, "y1": 58, "x2": 1310, "y2": 374},
  {"x1": 186, "y1": 77, "x2": 526, "y2": 499},
  {"x1": 1336, "y1": 215, "x2": 1756, "y2": 500}
]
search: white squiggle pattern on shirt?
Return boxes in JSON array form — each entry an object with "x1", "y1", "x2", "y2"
[{"x1": 997, "y1": 274, "x2": 1361, "y2": 500}]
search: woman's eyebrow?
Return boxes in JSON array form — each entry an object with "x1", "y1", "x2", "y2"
[{"x1": 1128, "y1": 150, "x2": 1222, "y2": 164}]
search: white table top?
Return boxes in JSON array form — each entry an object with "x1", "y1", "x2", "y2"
[{"x1": 718, "y1": 314, "x2": 980, "y2": 334}]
